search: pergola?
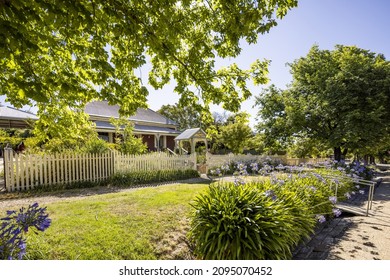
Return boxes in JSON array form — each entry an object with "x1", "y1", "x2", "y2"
[{"x1": 174, "y1": 128, "x2": 208, "y2": 154}]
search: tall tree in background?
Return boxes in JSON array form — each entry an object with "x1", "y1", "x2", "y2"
[
  {"x1": 157, "y1": 104, "x2": 202, "y2": 131},
  {"x1": 254, "y1": 85, "x2": 290, "y2": 154},
  {"x1": 256, "y1": 45, "x2": 390, "y2": 161},
  {"x1": 1, "y1": 0, "x2": 297, "y2": 127},
  {"x1": 218, "y1": 112, "x2": 253, "y2": 154}
]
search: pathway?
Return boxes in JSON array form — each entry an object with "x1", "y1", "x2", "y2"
[{"x1": 293, "y1": 171, "x2": 390, "y2": 260}]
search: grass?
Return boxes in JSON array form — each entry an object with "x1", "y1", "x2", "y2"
[{"x1": 17, "y1": 182, "x2": 209, "y2": 260}]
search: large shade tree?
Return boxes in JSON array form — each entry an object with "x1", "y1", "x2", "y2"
[
  {"x1": 1, "y1": 0, "x2": 297, "y2": 122},
  {"x1": 256, "y1": 45, "x2": 390, "y2": 161},
  {"x1": 157, "y1": 103, "x2": 202, "y2": 131},
  {"x1": 218, "y1": 112, "x2": 253, "y2": 154}
]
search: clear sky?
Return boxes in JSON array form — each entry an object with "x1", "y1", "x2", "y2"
[
  {"x1": 145, "y1": 0, "x2": 390, "y2": 127},
  {"x1": 1, "y1": 0, "x2": 389, "y2": 128}
]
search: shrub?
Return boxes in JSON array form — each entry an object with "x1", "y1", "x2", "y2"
[
  {"x1": 81, "y1": 138, "x2": 110, "y2": 154},
  {"x1": 33, "y1": 179, "x2": 110, "y2": 193},
  {"x1": 189, "y1": 182, "x2": 316, "y2": 260},
  {"x1": 111, "y1": 169, "x2": 200, "y2": 187},
  {"x1": 0, "y1": 135, "x2": 23, "y2": 150}
]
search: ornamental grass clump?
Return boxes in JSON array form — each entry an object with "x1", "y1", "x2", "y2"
[
  {"x1": 189, "y1": 182, "x2": 316, "y2": 260},
  {"x1": 0, "y1": 203, "x2": 51, "y2": 260}
]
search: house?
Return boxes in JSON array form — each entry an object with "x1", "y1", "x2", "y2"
[
  {"x1": 0, "y1": 106, "x2": 38, "y2": 129},
  {"x1": 84, "y1": 101, "x2": 180, "y2": 152},
  {"x1": 0, "y1": 102, "x2": 180, "y2": 152}
]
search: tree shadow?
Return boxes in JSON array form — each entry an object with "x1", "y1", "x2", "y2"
[{"x1": 0, "y1": 177, "x2": 211, "y2": 202}]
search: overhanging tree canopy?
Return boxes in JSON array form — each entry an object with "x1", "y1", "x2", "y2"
[{"x1": 1, "y1": 0, "x2": 297, "y2": 122}]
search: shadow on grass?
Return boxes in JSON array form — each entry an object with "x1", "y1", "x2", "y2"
[{"x1": 0, "y1": 177, "x2": 212, "y2": 202}]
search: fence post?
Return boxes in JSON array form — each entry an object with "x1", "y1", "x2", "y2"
[
  {"x1": 3, "y1": 147, "x2": 13, "y2": 191},
  {"x1": 111, "y1": 149, "x2": 117, "y2": 175}
]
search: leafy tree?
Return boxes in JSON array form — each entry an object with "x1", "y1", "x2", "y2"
[
  {"x1": 157, "y1": 103, "x2": 202, "y2": 131},
  {"x1": 256, "y1": 45, "x2": 390, "y2": 161},
  {"x1": 33, "y1": 101, "x2": 98, "y2": 152},
  {"x1": 287, "y1": 136, "x2": 331, "y2": 158},
  {"x1": 218, "y1": 112, "x2": 253, "y2": 154},
  {"x1": 111, "y1": 117, "x2": 147, "y2": 154},
  {"x1": 1, "y1": 0, "x2": 297, "y2": 124},
  {"x1": 207, "y1": 111, "x2": 231, "y2": 153},
  {"x1": 254, "y1": 85, "x2": 289, "y2": 154}
]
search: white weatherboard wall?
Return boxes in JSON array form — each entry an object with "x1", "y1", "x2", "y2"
[{"x1": 3, "y1": 149, "x2": 196, "y2": 192}]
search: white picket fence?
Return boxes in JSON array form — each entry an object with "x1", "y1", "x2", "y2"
[
  {"x1": 206, "y1": 153, "x2": 284, "y2": 168},
  {"x1": 3, "y1": 148, "x2": 196, "y2": 192},
  {"x1": 113, "y1": 152, "x2": 196, "y2": 173},
  {"x1": 206, "y1": 152, "x2": 329, "y2": 169}
]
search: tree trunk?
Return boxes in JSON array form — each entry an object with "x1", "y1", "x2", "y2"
[
  {"x1": 363, "y1": 155, "x2": 369, "y2": 165},
  {"x1": 342, "y1": 148, "x2": 348, "y2": 160},
  {"x1": 334, "y1": 147, "x2": 342, "y2": 162},
  {"x1": 378, "y1": 153, "x2": 385, "y2": 164}
]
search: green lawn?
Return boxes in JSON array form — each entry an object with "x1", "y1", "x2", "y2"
[{"x1": 23, "y1": 183, "x2": 209, "y2": 260}]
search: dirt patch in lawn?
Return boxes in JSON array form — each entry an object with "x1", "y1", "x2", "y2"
[{"x1": 153, "y1": 217, "x2": 195, "y2": 260}]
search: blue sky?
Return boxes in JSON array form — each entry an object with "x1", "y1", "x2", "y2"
[
  {"x1": 1, "y1": 0, "x2": 389, "y2": 128},
  {"x1": 146, "y1": 0, "x2": 390, "y2": 127}
]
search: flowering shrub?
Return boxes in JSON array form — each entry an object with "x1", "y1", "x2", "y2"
[
  {"x1": 325, "y1": 160, "x2": 374, "y2": 180},
  {"x1": 208, "y1": 158, "x2": 281, "y2": 177},
  {"x1": 0, "y1": 203, "x2": 51, "y2": 260}
]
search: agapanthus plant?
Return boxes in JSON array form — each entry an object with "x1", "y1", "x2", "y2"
[{"x1": 0, "y1": 203, "x2": 51, "y2": 260}]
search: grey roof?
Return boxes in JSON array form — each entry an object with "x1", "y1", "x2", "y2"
[
  {"x1": 175, "y1": 128, "x2": 206, "y2": 140},
  {"x1": 94, "y1": 121, "x2": 180, "y2": 135},
  {"x1": 134, "y1": 125, "x2": 180, "y2": 135},
  {"x1": 0, "y1": 106, "x2": 38, "y2": 120},
  {"x1": 85, "y1": 101, "x2": 177, "y2": 125}
]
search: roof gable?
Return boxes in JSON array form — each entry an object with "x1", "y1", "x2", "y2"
[
  {"x1": 84, "y1": 101, "x2": 177, "y2": 126},
  {"x1": 175, "y1": 128, "x2": 206, "y2": 140},
  {"x1": 0, "y1": 106, "x2": 38, "y2": 120}
]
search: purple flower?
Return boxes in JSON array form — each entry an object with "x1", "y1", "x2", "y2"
[
  {"x1": 344, "y1": 192, "x2": 351, "y2": 199},
  {"x1": 359, "y1": 190, "x2": 365, "y2": 195},
  {"x1": 329, "y1": 196, "x2": 337, "y2": 204},
  {"x1": 333, "y1": 208, "x2": 342, "y2": 217},
  {"x1": 221, "y1": 164, "x2": 230, "y2": 172},
  {"x1": 250, "y1": 162, "x2": 259, "y2": 172},
  {"x1": 1, "y1": 203, "x2": 51, "y2": 260},
  {"x1": 275, "y1": 164, "x2": 285, "y2": 170},
  {"x1": 312, "y1": 173, "x2": 326, "y2": 183},
  {"x1": 233, "y1": 177, "x2": 245, "y2": 186},
  {"x1": 264, "y1": 190, "x2": 277, "y2": 201},
  {"x1": 316, "y1": 215, "x2": 326, "y2": 223}
]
